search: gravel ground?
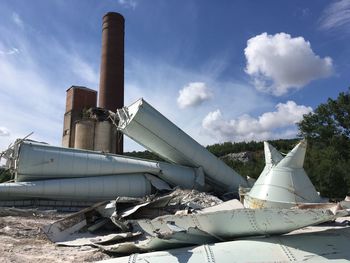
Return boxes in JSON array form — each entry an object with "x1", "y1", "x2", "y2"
[{"x1": 0, "y1": 209, "x2": 111, "y2": 263}]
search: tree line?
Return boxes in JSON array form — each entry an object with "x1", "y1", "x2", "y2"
[{"x1": 299, "y1": 89, "x2": 350, "y2": 198}]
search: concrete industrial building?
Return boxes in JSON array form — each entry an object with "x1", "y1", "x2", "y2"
[
  {"x1": 61, "y1": 12, "x2": 124, "y2": 154},
  {"x1": 62, "y1": 86, "x2": 97, "y2": 148}
]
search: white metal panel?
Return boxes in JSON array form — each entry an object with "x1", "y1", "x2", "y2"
[
  {"x1": 97, "y1": 227, "x2": 350, "y2": 263},
  {"x1": 264, "y1": 141, "x2": 283, "y2": 165},
  {"x1": 136, "y1": 207, "x2": 346, "y2": 239},
  {"x1": 245, "y1": 141, "x2": 321, "y2": 208},
  {"x1": 116, "y1": 98, "x2": 248, "y2": 192},
  {"x1": 277, "y1": 139, "x2": 307, "y2": 168}
]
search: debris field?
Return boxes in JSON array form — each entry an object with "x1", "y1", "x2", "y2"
[{"x1": 0, "y1": 98, "x2": 350, "y2": 262}]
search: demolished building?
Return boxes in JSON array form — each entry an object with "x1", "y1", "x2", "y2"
[
  {"x1": 0, "y1": 99, "x2": 339, "y2": 209},
  {"x1": 1, "y1": 10, "x2": 349, "y2": 263},
  {"x1": 0, "y1": 98, "x2": 252, "y2": 201},
  {"x1": 1, "y1": 100, "x2": 350, "y2": 261}
]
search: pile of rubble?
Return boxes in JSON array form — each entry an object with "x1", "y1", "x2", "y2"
[
  {"x1": 41, "y1": 189, "x2": 350, "y2": 262},
  {"x1": 1, "y1": 98, "x2": 350, "y2": 262},
  {"x1": 0, "y1": 208, "x2": 110, "y2": 263}
]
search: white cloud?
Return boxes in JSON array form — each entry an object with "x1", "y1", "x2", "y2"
[
  {"x1": 118, "y1": 0, "x2": 137, "y2": 9},
  {"x1": 202, "y1": 101, "x2": 312, "y2": 142},
  {"x1": 70, "y1": 56, "x2": 99, "y2": 86},
  {"x1": 0, "y1": 47, "x2": 19, "y2": 55},
  {"x1": 320, "y1": 0, "x2": 350, "y2": 31},
  {"x1": 12, "y1": 12, "x2": 24, "y2": 28},
  {"x1": 0, "y1": 49, "x2": 65, "y2": 150},
  {"x1": 244, "y1": 32, "x2": 333, "y2": 96},
  {"x1": 123, "y1": 56, "x2": 272, "y2": 149},
  {"x1": 0, "y1": 27, "x2": 99, "y2": 151},
  {"x1": 0, "y1": 127, "x2": 10, "y2": 137},
  {"x1": 177, "y1": 82, "x2": 213, "y2": 109}
]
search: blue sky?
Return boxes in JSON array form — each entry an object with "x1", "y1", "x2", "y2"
[{"x1": 0, "y1": 0, "x2": 349, "y2": 151}]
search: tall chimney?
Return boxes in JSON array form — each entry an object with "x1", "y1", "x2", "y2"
[{"x1": 99, "y1": 12, "x2": 124, "y2": 154}]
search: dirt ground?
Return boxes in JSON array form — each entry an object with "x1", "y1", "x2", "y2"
[{"x1": 0, "y1": 209, "x2": 112, "y2": 263}]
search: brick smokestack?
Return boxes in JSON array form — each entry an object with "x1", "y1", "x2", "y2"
[{"x1": 99, "y1": 12, "x2": 124, "y2": 153}]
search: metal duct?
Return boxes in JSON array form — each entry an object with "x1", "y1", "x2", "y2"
[
  {"x1": 9, "y1": 141, "x2": 203, "y2": 189},
  {"x1": 116, "y1": 98, "x2": 248, "y2": 192},
  {"x1": 0, "y1": 174, "x2": 152, "y2": 201}
]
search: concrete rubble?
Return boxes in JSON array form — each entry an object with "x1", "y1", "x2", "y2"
[{"x1": 1, "y1": 98, "x2": 350, "y2": 262}]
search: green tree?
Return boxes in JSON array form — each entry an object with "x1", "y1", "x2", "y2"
[
  {"x1": 0, "y1": 168, "x2": 12, "y2": 183},
  {"x1": 298, "y1": 88, "x2": 350, "y2": 198}
]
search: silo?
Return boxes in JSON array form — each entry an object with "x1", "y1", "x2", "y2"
[
  {"x1": 116, "y1": 98, "x2": 248, "y2": 193},
  {"x1": 10, "y1": 140, "x2": 203, "y2": 189},
  {"x1": 62, "y1": 86, "x2": 97, "y2": 148},
  {"x1": 111, "y1": 126, "x2": 118, "y2": 153},
  {"x1": 94, "y1": 121, "x2": 112, "y2": 152},
  {"x1": 74, "y1": 120, "x2": 95, "y2": 150}
]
